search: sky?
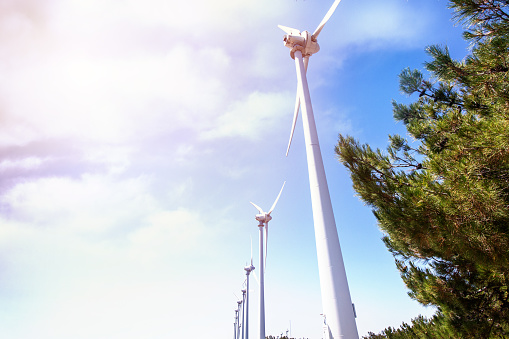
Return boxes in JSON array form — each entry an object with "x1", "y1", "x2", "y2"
[{"x1": 0, "y1": 0, "x2": 470, "y2": 338}]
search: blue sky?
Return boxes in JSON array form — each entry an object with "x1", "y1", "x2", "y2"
[{"x1": 0, "y1": 0, "x2": 468, "y2": 338}]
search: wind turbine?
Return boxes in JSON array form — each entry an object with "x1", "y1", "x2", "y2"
[
  {"x1": 234, "y1": 308, "x2": 240, "y2": 339},
  {"x1": 236, "y1": 300, "x2": 243, "y2": 339},
  {"x1": 250, "y1": 182, "x2": 285, "y2": 339},
  {"x1": 244, "y1": 256, "x2": 255, "y2": 339},
  {"x1": 233, "y1": 292, "x2": 243, "y2": 339},
  {"x1": 278, "y1": 1, "x2": 359, "y2": 338},
  {"x1": 241, "y1": 288, "x2": 246, "y2": 339}
]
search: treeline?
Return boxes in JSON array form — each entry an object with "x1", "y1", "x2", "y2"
[
  {"x1": 364, "y1": 314, "x2": 454, "y2": 338},
  {"x1": 336, "y1": 1, "x2": 509, "y2": 338}
]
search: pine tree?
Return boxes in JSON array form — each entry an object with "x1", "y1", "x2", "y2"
[{"x1": 336, "y1": 1, "x2": 509, "y2": 337}]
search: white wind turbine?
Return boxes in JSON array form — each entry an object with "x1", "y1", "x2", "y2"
[
  {"x1": 234, "y1": 307, "x2": 240, "y2": 339},
  {"x1": 241, "y1": 287, "x2": 246, "y2": 339},
  {"x1": 236, "y1": 299, "x2": 243, "y2": 339},
  {"x1": 233, "y1": 292, "x2": 243, "y2": 339},
  {"x1": 250, "y1": 182, "x2": 285, "y2": 339},
  {"x1": 278, "y1": 1, "x2": 359, "y2": 339},
  {"x1": 243, "y1": 252, "x2": 255, "y2": 339}
]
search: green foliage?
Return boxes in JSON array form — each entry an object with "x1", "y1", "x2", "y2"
[
  {"x1": 449, "y1": 0, "x2": 509, "y2": 42},
  {"x1": 336, "y1": 1, "x2": 509, "y2": 337},
  {"x1": 363, "y1": 313, "x2": 455, "y2": 339}
]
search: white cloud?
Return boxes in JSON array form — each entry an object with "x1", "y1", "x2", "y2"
[
  {"x1": 0, "y1": 171, "x2": 226, "y2": 338},
  {"x1": 345, "y1": 2, "x2": 428, "y2": 46},
  {"x1": 0, "y1": 45, "x2": 232, "y2": 145},
  {"x1": 201, "y1": 90, "x2": 292, "y2": 140},
  {"x1": 128, "y1": 208, "x2": 208, "y2": 262},
  {"x1": 308, "y1": 0, "x2": 439, "y2": 58},
  {"x1": 1, "y1": 174, "x2": 156, "y2": 230},
  {"x1": 0, "y1": 0, "x2": 275, "y2": 149},
  {"x1": 0, "y1": 156, "x2": 45, "y2": 171},
  {"x1": 0, "y1": 171, "x2": 219, "y2": 261}
]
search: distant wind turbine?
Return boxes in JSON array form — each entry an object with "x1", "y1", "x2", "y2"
[
  {"x1": 236, "y1": 300, "x2": 242, "y2": 339},
  {"x1": 233, "y1": 292, "x2": 243, "y2": 339},
  {"x1": 234, "y1": 308, "x2": 240, "y2": 339},
  {"x1": 250, "y1": 182, "x2": 285, "y2": 339},
  {"x1": 241, "y1": 287, "x2": 246, "y2": 339},
  {"x1": 278, "y1": 0, "x2": 359, "y2": 338},
  {"x1": 243, "y1": 253, "x2": 255, "y2": 339}
]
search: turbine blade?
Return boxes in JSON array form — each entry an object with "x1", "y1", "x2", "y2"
[
  {"x1": 250, "y1": 201, "x2": 264, "y2": 214},
  {"x1": 278, "y1": 25, "x2": 300, "y2": 35},
  {"x1": 250, "y1": 235, "x2": 253, "y2": 266},
  {"x1": 286, "y1": 92, "x2": 300, "y2": 157},
  {"x1": 252, "y1": 270, "x2": 260, "y2": 286},
  {"x1": 265, "y1": 182, "x2": 286, "y2": 269},
  {"x1": 286, "y1": 57, "x2": 309, "y2": 157},
  {"x1": 312, "y1": 0, "x2": 342, "y2": 39},
  {"x1": 268, "y1": 181, "x2": 286, "y2": 214}
]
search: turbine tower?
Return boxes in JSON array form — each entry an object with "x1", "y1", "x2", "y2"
[
  {"x1": 250, "y1": 182, "x2": 285, "y2": 339},
  {"x1": 278, "y1": 1, "x2": 359, "y2": 338}
]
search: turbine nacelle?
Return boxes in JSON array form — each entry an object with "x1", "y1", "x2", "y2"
[
  {"x1": 280, "y1": 27, "x2": 320, "y2": 59},
  {"x1": 244, "y1": 264, "x2": 255, "y2": 273},
  {"x1": 255, "y1": 213, "x2": 272, "y2": 225}
]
